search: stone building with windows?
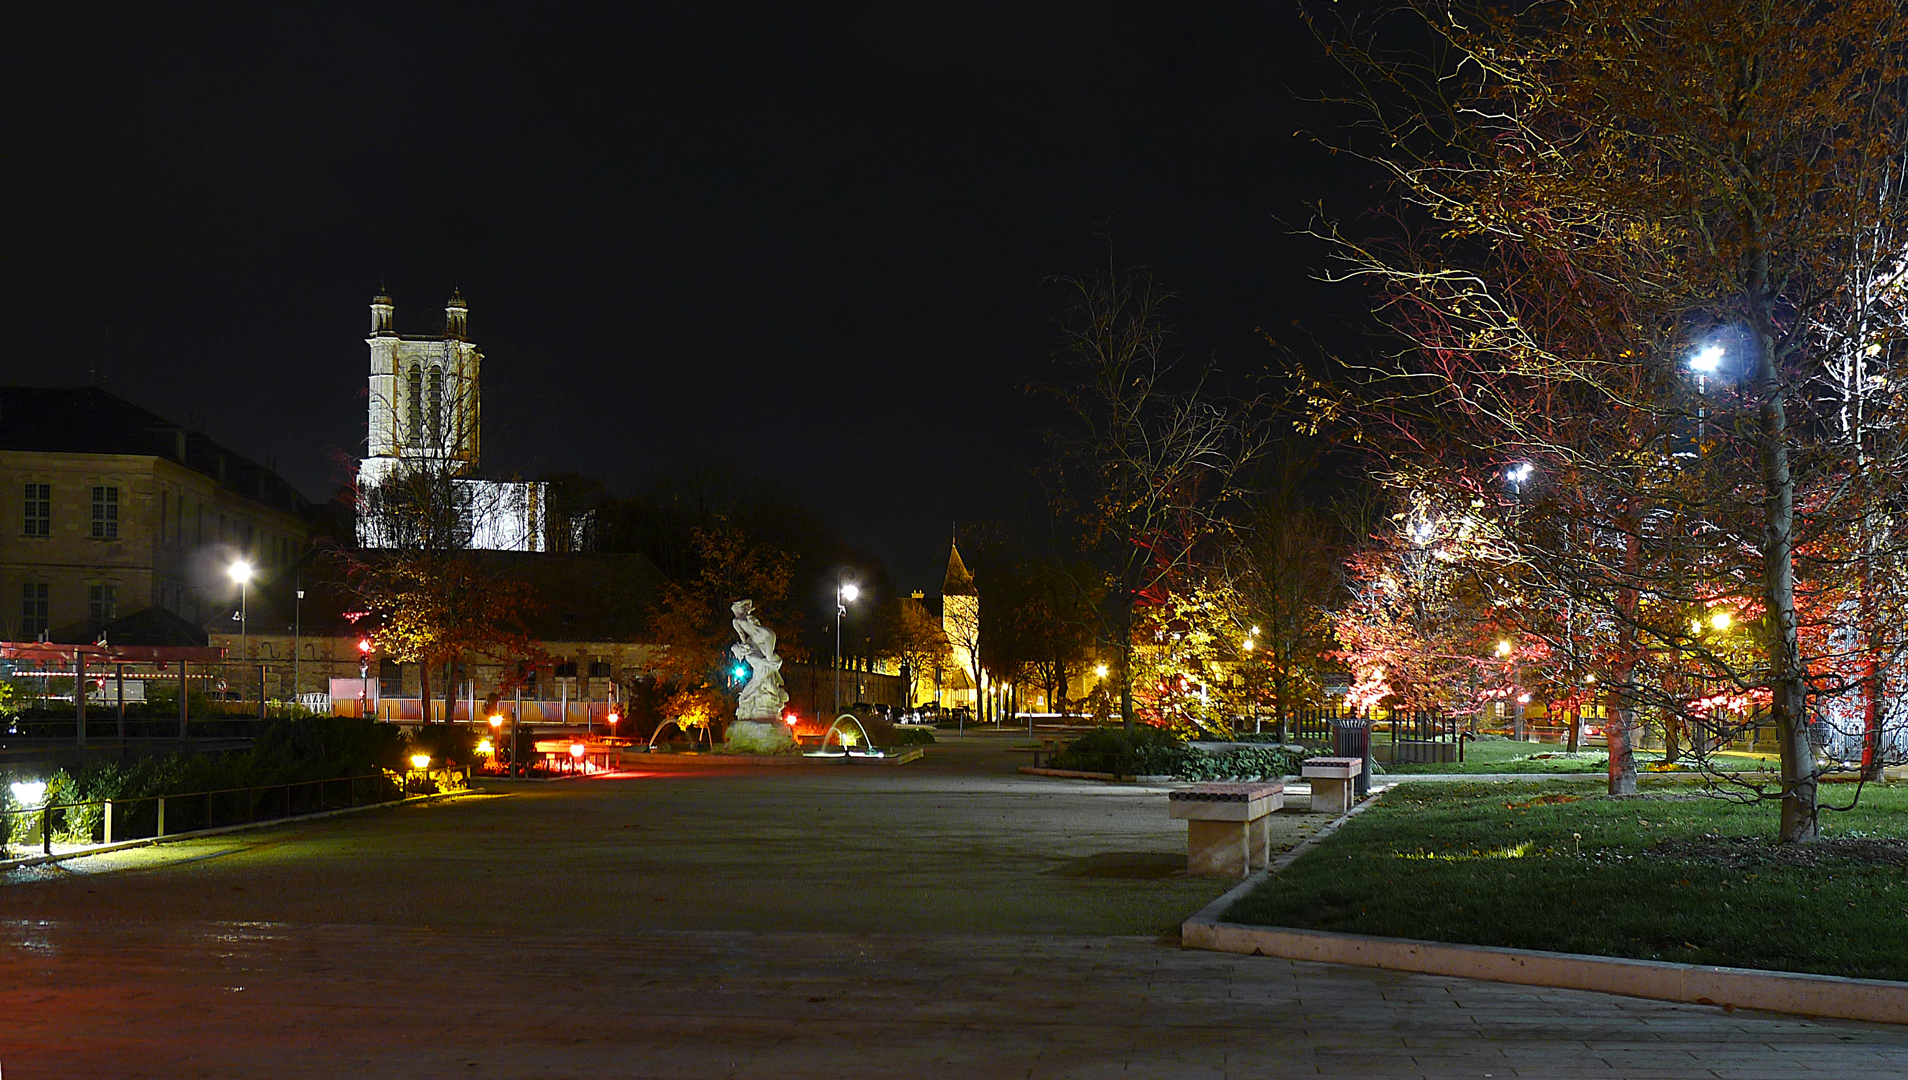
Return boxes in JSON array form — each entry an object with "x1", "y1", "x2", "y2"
[{"x1": 0, "y1": 386, "x2": 310, "y2": 643}]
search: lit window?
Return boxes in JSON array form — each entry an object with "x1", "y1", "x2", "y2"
[
  {"x1": 22, "y1": 483, "x2": 49, "y2": 537},
  {"x1": 90, "y1": 486, "x2": 119, "y2": 539}
]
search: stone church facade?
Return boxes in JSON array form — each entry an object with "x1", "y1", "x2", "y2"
[{"x1": 357, "y1": 290, "x2": 547, "y2": 552}]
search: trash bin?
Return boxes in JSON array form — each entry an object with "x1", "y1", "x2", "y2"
[{"x1": 1333, "y1": 715, "x2": 1373, "y2": 799}]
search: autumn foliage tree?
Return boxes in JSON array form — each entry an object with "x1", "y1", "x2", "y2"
[
  {"x1": 1307, "y1": 0, "x2": 1908, "y2": 839},
  {"x1": 1041, "y1": 262, "x2": 1268, "y2": 732},
  {"x1": 648, "y1": 517, "x2": 799, "y2": 734}
]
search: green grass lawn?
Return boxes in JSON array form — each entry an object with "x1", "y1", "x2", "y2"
[
  {"x1": 1382, "y1": 739, "x2": 1781, "y2": 775},
  {"x1": 1224, "y1": 779, "x2": 1908, "y2": 981}
]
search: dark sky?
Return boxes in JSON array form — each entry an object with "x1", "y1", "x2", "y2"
[{"x1": 2, "y1": 2, "x2": 1367, "y2": 592}]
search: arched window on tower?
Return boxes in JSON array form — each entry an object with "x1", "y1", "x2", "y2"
[
  {"x1": 407, "y1": 365, "x2": 424, "y2": 447},
  {"x1": 427, "y1": 367, "x2": 444, "y2": 447}
]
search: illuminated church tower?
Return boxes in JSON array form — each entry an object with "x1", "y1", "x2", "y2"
[
  {"x1": 940, "y1": 539, "x2": 981, "y2": 711},
  {"x1": 357, "y1": 290, "x2": 545, "y2": 551},
  {"x1": 363, "y1": 290, "x2": 480, "y2": 475}
]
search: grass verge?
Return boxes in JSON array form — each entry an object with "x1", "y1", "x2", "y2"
[
  {"x1": 1383, "y1": 740, "x2": 1780, "y2": 775},
  {"x1": 1222, "y1": 779, "x2": 1908, "y2": 981}
]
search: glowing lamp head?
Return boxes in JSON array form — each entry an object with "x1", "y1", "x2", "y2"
[
  {"x1": 1710, "y1": 610, "x2": 1733, "y2": 631},
  {"x1": 9, "y1": 780, "x2": 46, "y2": 807},
  {"x1": 357, "y1": 638, "x2": 373, "y2": 654},
  {"x1": 1249, "y1": 626, "x2": 1260, "y2": 636},
  {"x1": 783, "y1": 711, "x2": 798, "y2": 727},
  {"x1": 228, "y1": 560, "x2": 253, "y2": 585},
  {"x1": 731, "y1": 662, "x2": 748, "y2": 680},
  {"x1": 475, "y1": 738, "x2": 493, "y2": 755},
  {"x1": 1241, "y1": 638, "x2": 1254, "y2": 651},
  {"x1": 488, "y1": 714, "x2": 503, "y2": 728},
  {"x1": 409, "y1": 754, "x2": 431, "y2": 770},
  {"x1": 1585, "y1": 674, "x2": 1597, "y2": 684},
  {"x1": 1094, "y1": 664, "x2": 1109, "y2": 678},
  {"x1": 569, "y1": 742, "x2": 586, "y2": 759},
  {"x1": 1495, "y1": 639, "x2": 1512, "y2": 657},
  {"x1": 1689, "y1": 344, "x2": 1724, "y2": 373},
  {"x1": 606, "y1": 711, "x2": 619, "y2": 725},
  {"x1": 1517, "y1": 693, "x2": 1532, "y2": 704},
  {"x1": 839, "y1": 581, "x2": 859, "y2": 603}
]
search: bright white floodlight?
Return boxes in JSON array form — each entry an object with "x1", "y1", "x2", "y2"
[
  {"x1": 1689, "y1": 345, "x2": 1724, "y2": 373},
  {"x1": 9, "y1": 780, "x2": 46, "y2": 808},
  {"x1": 228, "y1": 560, "x2": 253, "y2": 584},
  {"x1": 839, "y1": 582, "x2": 860, "y2": 603}
]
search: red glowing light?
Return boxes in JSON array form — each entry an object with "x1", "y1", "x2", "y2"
[{"x1": 357, "y1": 638, "x2": 373, "y2": 654}]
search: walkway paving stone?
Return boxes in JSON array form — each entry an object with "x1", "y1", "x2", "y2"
[{"x1": 1, "y1": 740, "x2": 1903, "y2": 1076}]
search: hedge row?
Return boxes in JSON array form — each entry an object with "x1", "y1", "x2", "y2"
[{"x1": 1048, "y1": 726, "x2": 1313, "y2": 780}]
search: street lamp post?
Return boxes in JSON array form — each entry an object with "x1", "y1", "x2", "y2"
[
  {"x1": 1689, "y1": 344, "x2": 1723, "y2": 447},
  {"x1": 293, "y1": 574, "x2": 303, "y2": 708},
  {"x1": 834, "y1": 577, "x2": 859, "y2": 717},
  {"x1": 228, "y1": 558, "x2": 252, "y2": 675}
]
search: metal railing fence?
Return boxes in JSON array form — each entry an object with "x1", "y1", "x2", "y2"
[{"x1": 0, "y1": 767, "x2": 468, "y2": 858}]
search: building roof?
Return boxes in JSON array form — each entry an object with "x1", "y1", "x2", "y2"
[
  {"x1": 210, "y1": 549, "x2": 668, "y2": 646},
  {"x1": 0, "y1": 386, "x2": 310, "y2": 518},
  {"x1": 942, "y1": 541, "x2": 976, "y2": 598},
  {"x1": 93, "y1": 605, "x2": 211, "y2": 648}
]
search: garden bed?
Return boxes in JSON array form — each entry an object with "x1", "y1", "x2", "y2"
[{"x1": 1222, "y1": 779, "x2": 1908, "y2": 981}]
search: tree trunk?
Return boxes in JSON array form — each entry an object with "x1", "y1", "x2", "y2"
[
  {"x1": 1118, "y1": 641, "x2": 1134, "y2": 734},
  {"x1": 418, "y1": 662, "x2": 433, "y2": 726},
  {"x1": 1662, "y1": 696, "x2": 1681, "y2": 764},
  {"x1": 1749, "y1": 289, "x2": 1818, "y2": 844},
  {"x1": 1566, "y1": 704, "x2": 1581, "y2": 755},
  {"x1": 1609, "y1": 510, "x2": 1640, "y2": 796},
  {"x1": 1860, "y1": 546, "x2": 1883, "y2": 781}
]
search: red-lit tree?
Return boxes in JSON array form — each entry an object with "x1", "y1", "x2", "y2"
[{"x1": 1305, "y1": 0, "x2": 1908, "y2": 837}]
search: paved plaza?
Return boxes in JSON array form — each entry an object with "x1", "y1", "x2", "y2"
[{"x1": 3, "y1": 736, "x2": 1906, "y2": 1077}]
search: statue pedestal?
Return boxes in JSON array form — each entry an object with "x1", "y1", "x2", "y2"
[{"x1": 727, "y1": 720, "x2": 795, "y2": 754}]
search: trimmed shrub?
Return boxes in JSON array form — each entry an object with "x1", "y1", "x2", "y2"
[{"x1": 1050, "y1": 726, "x2": 1310, "y2": 780}]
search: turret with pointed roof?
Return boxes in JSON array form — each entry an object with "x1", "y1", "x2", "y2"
[
  {"x1": 940, "y1": 537, "x2": 981, "y2": 712},
  {"x1": 943, "y1": 540, "x2": 977, "y2": 597}
]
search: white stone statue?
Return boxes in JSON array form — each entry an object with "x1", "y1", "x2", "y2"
[{"x1": 727, "y1": 599, "x2": 793, "y2": 752}]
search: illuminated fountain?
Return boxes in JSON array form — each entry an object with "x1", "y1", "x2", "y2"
[
  {"x1": 647, "y1": 718, "x2": 712, "y2": 752},
  {"x1": 806, "y1": 713, "x2": 888, "y2": 758}
]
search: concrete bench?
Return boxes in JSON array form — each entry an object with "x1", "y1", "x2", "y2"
[
  {"x1": 1302, "y1": 757, "x2": 1363, "y2": 814},
  {"x1": 1168, "y1": 781, "x2": 1284, "y2": 877}
]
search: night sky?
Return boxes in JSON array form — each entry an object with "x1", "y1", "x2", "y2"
[{"x1": 2, "y1": 3, "x2": 1368, "y2": 591}]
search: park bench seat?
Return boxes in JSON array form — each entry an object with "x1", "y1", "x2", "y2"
[
  {"x1": 1169, "y1": 781, "x2": 1284, "y2": 878},
  {"x1": 1302, "y1": 756, "x2": 1363, "y2": 814}
]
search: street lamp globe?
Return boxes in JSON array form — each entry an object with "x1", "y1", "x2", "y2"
[
  {"x1": 1689, "y1": 344, "x2": 1724, "y2": 373},
  {"x1": 228, "y1": 560, "x2": 253, "y2": 584},
  {"x1": 839, "y1": 582, "x2": 860, "y2": 603}
]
